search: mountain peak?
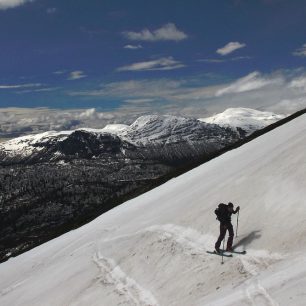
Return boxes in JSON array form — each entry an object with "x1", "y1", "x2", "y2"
[{"x1": 199, "y1": 107, "x2": 285, "y2": 134}]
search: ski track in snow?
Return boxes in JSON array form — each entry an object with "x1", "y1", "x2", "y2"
[
  {"x1": 245, "y1": 280, "x2": 279, "y2": 306},
  {"x1": 92, "y1": 251, "x2": 159, "y2": 306},
  {"x1": 0, "y1": 279, "x2": 28, "y2": 297},
  {"x1": 240, "y1": 253, "x2": 282, "y2": 306}
]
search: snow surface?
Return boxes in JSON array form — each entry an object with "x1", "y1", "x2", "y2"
[
  {"x1": 1, "y1": 114, "x2": 306, "y2": 306},
  {"x1": 101, "y1": 124, "x2": 129, "y2": 134},
  {"x1": 199, "y1": 108, "x2": 285, "y2": 135}
]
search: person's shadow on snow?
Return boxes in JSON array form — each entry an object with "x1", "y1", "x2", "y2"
[{"x1": 233, "y1": 230, "x2": 261, "y2": 249}]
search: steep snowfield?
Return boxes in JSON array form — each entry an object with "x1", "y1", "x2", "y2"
[
  {"x1": 0, "y1": 114, "x2": 306, "y2": 306},
  {"x1": 199, "y1": 108, "x2": 285, "y2": 135}
]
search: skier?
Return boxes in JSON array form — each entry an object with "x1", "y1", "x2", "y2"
[{"x1": 214, "y1": 202, "x2": 240, "y2": 253}]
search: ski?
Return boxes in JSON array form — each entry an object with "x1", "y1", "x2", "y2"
[
  {"x1": 206, "y1": 251, "x2": 233, "y2": 257},
  {"x1": 221, "y1": 250, "x2": 246, "y2": 255}
]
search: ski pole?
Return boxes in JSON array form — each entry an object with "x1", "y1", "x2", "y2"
[
  {"x1": 221, "y1": 232, "x2": 226, "y2": 265},
  {"x1": 235, "y1": 210, "x2": 239, "y2": 238}
]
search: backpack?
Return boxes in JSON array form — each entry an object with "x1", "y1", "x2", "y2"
[{"x1": 214, "y1": 203, "x2": 228, "y2": 221}]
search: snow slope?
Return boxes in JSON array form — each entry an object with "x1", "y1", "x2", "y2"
[
  {"x1": 199, "y1": 108, "x2": 285, "y2": 135},
  {"x1": 0, "y1": 114, "x2": 306, "y2": 306}
]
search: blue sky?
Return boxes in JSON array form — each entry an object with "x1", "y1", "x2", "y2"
[{"x1": 0, "y1": 0, "x2": 306, "y2": 134}]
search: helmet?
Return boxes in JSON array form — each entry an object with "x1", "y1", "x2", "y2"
[{"x1": 228, "y1": 202, "x2": 234, "y2": 207}]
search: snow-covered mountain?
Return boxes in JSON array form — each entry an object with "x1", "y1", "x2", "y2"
[
  {"x1": 199, "y1": 107, "x2": 285, "y2": 135},
  {"x1": 0, "y1": 112, "x2": 305, "y2": 305},
  {"x1": 116, "y1": 115, "x2": 228, "y2": 146},
  {"x1": 0, "y1": 114, "x2": 241, "y2": 164},
  {"x1": 0, "y1": 109, "x2": 284, "y2": 162}
]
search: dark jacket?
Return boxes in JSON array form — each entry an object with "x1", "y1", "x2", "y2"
[{"x1": 215, "y1": 204, "x2": 238, "y2": 224}]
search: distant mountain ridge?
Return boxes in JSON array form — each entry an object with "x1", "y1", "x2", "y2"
[
  {"x1": 0, "y1": 109, "x2": 284, "y2": 164},
  {"x1": 0, "y1": 114, "x2": 237, "y2": 164}
]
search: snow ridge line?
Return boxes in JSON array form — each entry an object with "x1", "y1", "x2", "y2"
[{"x1": 92, "y1": 251, "x2": 159, "y2": 306}]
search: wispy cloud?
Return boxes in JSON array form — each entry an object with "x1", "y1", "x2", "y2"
[
  {"x1": 289, "y1": 76, "x2": 306, "y2": 91},
  {"x1": 17, "y1": 87, "x2": 61, "y2": 94},
  {"x1": 69, "y1": 70, "x2": 306, "y2": 116},
  {"x1": 0, "y1": 83, "x2": 42, "y2": 89},
  {"x1": 122, "y1": 23, "x2": 188, "y2": 42},
  {"x1": 293, "y1": 43, "x2": 306, "y2": 57},
  {"x1": 53, "y1": 70, "x2": 67, "y2": 75},
  {"x1": 70, "y1": 79, "x2": 186, "y2": 99},
  {"x1": 198, "y1": 59, "x2": 226, "y2": 63},
  {"x1": 0, "y1": 0, "x2": 33, "y2": 10},
  {"x1": 67, "y1": 71, "x2": 87, "y2": 80},
  {"x1": 198, "y1": 56, "x2": 251, "y2": 63},
  {"x1": 215, "y1": 71, "x2": 283, "y2": 96},
  {"x1": 117, "y1": 57, "x2": 185, "y2": 72},
  {"x1": 216, "y1": 41, "x2": 246, "y2": 56},
  {"x1": 123, "y1": 44, "x2": 143, "y2": 50}
]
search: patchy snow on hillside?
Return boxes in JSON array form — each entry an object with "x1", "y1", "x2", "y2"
[
  {"x1": 0, "y1": 114, "x2": 305, "y2": 306},
  {"x1": 0, "y1": 130, "x2": 73, "y2": 157},
  {"x1": 199, "y1": 108, "x2": 285, "y2": 135}
]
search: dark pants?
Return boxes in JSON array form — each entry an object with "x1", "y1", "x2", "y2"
[{"x1": 215, "y1": 222, "x2": 234, "y2": 250}]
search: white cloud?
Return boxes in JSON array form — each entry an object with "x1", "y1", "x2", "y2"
[
  {"x1": 69, "y1": 79, "x2": 186, "y2": 101},
  {"x1": 0, "y1": 83, "x2": 42, "y2": 89},
  {"x1": 215, "y1": 71, "x2": 283, "y2": 96},
  {"x1": 0, "y1": 0, "x2": 32, "y2": 10},
  {"x1": 0, "y1": 108, "x2": 119, "y2": 139},
  {"x1": 78, "y1": 108, "x2": 105, "y2": 120},
  {"x1": 68, "y1": 70, "x2": 306, "y2": 118},
  {"x1": 117, "y1": 57, "x2": 185, "y2": 72},
  {"x1": 17, "y1": 87, "x2": 61, "y2": 94},
  {"x1": 68, "y1": 71, "x2": 87, "y2": 80},
  {"x1": 124, "y1": 44, "x2": 143, "y2": 50},
  {"x1": 123, "y1": 23, "x2": 188, "y2": 42},
  {"x1": 289, "y1": 76, "x2": 306, "y2": 91},
  {"x1": 293, "y1": 44, "x2": 306, "y2": 57},
  {"x1": 216, "y1": 42, "x2": 246, "y2": 56}
]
